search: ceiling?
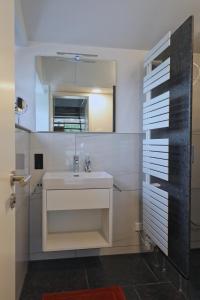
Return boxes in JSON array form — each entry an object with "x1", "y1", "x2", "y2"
[
  {"x1": 19, "y1": 0, "x2": 200, "y2": 50},
  {"x1": 35, "y1": 56, "x2": 115, "y2": 93}
]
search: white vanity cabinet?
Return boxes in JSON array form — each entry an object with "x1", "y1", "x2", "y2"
[{"x1": 42, "y1": 172, "x2": 113, "y2": 252}]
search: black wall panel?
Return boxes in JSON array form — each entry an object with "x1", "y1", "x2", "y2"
[
  {"x1": 151, "y1": 17, "x2": 193, "y2": 278},
  {"x1": 168, "y1": 16, "x2": 193, "y2": 278}
]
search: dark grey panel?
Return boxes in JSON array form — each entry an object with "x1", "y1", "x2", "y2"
[
  {"x1": 151, "y1": 17, "x2": 193, "y2": 278},
  {"x1": 168, "y1": 16, "x2": 193, "y2": 279}
]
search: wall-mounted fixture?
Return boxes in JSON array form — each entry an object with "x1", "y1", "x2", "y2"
[
  {"x1": 15, "y1": 97, "x2": 27, "y2": 113},
  {"x1": 42, "y1": 171, "x2": 113, "y2": 252},
  {"x1": 15, "y1": 97, "x2": 28, "y2": 125},
  {"x1": 56, "y1": 52, "x2": 98, "y2": 63},
  {"x1": 142, "y1": 17, "x2": 193, "y2": 279},
  {"x1": 34, "y1": 154, "x2": 44, "y2": 170},
  {"x1": 56, "y1": 52, "x2": 98, "y2": 58}
]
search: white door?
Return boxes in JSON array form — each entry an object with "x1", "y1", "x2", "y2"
[{"x1": 0, "y1": 0, "x2": 16, "y2": 299}]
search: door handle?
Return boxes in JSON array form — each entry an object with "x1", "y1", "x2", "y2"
[{"x1": 10, "y1": 171, "x2": 32, "y2": 187}]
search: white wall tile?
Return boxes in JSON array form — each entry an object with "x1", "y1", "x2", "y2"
[
  {"x1": 29, "y1": 132, "x2": 143, "y2": 260},
  {"x1": 76, "y1": 133, "x2": 142, "y2": 190},
  {"x1": 30, "y1": 133, "x2": 75, "y2": 191},
  {"x1": 112, "y1": 190, "x2": 141, "y2": 247}
]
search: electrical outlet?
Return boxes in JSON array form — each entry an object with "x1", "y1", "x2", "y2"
[{"x1": 135, "y1": 222, "x2": 143, "y2": 232}]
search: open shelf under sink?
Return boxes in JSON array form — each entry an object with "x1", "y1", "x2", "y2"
[{"x1": 45, "y1": 230, "x2": 110, "y2": 252}]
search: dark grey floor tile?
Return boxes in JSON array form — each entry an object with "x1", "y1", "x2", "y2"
[
  {"x1": 20, "y1": 286, "x2": 139, "y2": 300},
  {"x1": 136, "y1": 283, "x2": 186, "y2": 300},
  {"x1": 190, "y1": 249, "x2": 200, "y2": 268},
  {"x1": 143, "y1": 251, "x2": 191, "y2": 299},
  {"x1": 189, "y1": 250, "x2": 200, "y2": 299},
  {"x1": 28, "y1": 257, "x2": 85, "y2": 272},
  {"x1": 142, "y1": 252, "x2": 170, "y2": 283},
  {"x1": 20, "y1": 258, "x2": 88, "y2": 300},
  {"x1": 123, "y1": 286, "x2": 140, "y2": 300},
  {"x1": 20, "y1": 254, "x2": 187, "y2": 300},
  {"x1": 27, "y1": 269, "x2": 87, "y2": 290},
  {"x1": 190, "y1": 286, "x2": 200, "y2": 300},
  {"x1": 20, "y1": 286, "x2": 44, "y2": 300},
  {"x1": 85, "y1": 254, "x2": 158, "y2": 288}
]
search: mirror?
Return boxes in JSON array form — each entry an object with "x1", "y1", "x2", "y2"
[{"x1": 35, "y1": 56, "x2": 116, "y2": 132}]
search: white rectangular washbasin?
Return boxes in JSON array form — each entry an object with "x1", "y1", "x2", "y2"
[{"x1": 42, "y1": 171, "x2": 113, "y2": 190}]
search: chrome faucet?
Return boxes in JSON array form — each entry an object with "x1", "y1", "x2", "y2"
[
  {"x1": 73, "y1": 155, "x2": 79, "y2": 173},
  {"x1": 84, "y1": 155, "x2": 91, "y2": 173}
]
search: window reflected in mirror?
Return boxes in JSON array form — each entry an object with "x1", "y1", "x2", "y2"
[
  {"x1": 35, "y1": 56, "x2": 116, "y2": 132},
  {"x1": 53, "y1": 96, "x2": 89, "y2": 132}
]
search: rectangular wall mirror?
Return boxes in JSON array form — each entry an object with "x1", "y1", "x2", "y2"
[{"x1": 35, "y1": 56, "x2": 116, "y2": 132}]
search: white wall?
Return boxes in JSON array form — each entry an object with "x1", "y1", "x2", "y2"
[
  {"x1": 15, "y1": 43, "x2": 146, "y2": 132},
  {"x1": 29, "y1": 132, "x2": 144, "y2": 260},
  {"x1": 191, "y1": 53, "x2": 200, "y2": 248},
  {"x1": 15, "y1": 128, "x2": 30, "y2": 299},
  {"x1": 35, "y1": 74, "x2": 49, "y2": 131},
  {"x1": 88, "y1": 93, "x2": 113, "y2": 132}
]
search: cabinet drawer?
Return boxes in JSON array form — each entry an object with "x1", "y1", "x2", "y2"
[{"x1": 46, "y1": 189, "x2": 110, "y2": 211}]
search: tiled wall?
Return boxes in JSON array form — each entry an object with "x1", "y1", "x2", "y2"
[
  {"x1": 29, "y1": 132, "x2": 144, "y2": 260},
  {"x1": 15, "y1": 128, "x2": 30, "y2": 299}
]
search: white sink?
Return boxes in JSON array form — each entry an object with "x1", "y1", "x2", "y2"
[{"x1": 42, "y1": 171, "x2": 113, "y2": 190}]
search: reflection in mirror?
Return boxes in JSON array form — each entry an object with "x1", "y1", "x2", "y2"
[
  {"x1": 53, "y1": 96, "x2": 89, "y2": 132},
  {"x1": 15, "y1": 97, "x2": 28, "y2": 124},
  {"x1": 35, "y1": 56, "x2": 116, "y2": 132}
]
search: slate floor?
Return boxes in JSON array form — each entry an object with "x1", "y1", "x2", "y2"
[
  {"x1": 20, "y1": 254, "x2": 186, "y2": 300},
  {"x1": 190, "y1": 249, "x2": 200, "y2": 300}
]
